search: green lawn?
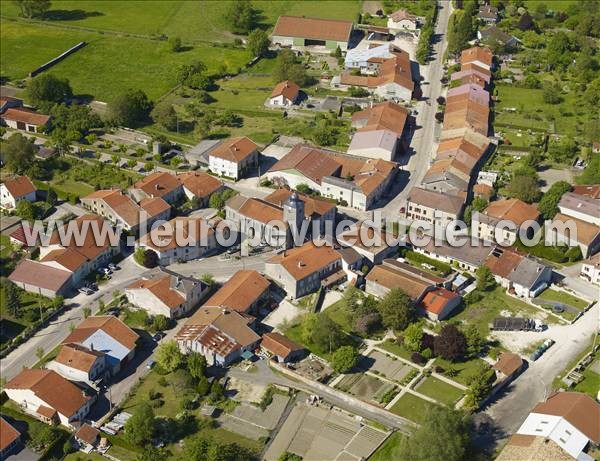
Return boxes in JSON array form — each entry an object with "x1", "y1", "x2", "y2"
[
  {"x1": 574, "y1": 366, "x2": 600, "y2": 398},
  {"x1": 389, "y1": 393, "x2": 439, "y2": 424},
  {"x1": 414, "y1": 377, "x2": 464, "y2": 407},
  {"x1": 0, "y1": 283, "x2": 54, "y2": 344},
  {"x1": 368, "y1": 432, "x2": 405, "y2": 461},
  {"x1": 284, "y1": 322, "x2": 359, "y2": 361},
  {"x1": 538, "y1": 288, "x2": 588, "y2": 311},
  {"x1": 64, "y1": 452, "x2": 107, "y2": 461},
  {"x1": 377, "y1": 340, "x2": 414, "y2": 362},
  {"x1": 523, "y1": 0, "x2": 576, "y2": 12},
  {"x1": 432, "y1": 357, "x2": 488, "y2": 386}
]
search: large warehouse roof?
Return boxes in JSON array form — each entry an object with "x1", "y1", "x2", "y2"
[{"x1": 272, "y1": 16, "x2": 353, "y2": 43}]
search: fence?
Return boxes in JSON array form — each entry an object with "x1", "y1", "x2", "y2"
[{"x1": 29, "y1": 41, "x2": 87, "y2": 77}]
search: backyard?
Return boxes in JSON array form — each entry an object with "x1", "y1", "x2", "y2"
[
  {"x1": 389, "y1": 393, "x2": 439, "y2": 424},
  {"x1": 413, "y1": 376, "x2": 464, "y2": 407},
  {"x1": 431, "y1": 356, "x2": 489, "y2": 386},
  {"x1": 537, "y1": 288, "x2": 588, "y2": 311}
]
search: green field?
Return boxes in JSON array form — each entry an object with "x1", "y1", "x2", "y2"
[
  {"x1": 414, "y1": 377, "x2": 464, "y2": 406},
  {"x1": 377, "y1": 339, "x2": 414, "y2": 361},
  {"x1": 389, "y1": 393, "x2": 439, "y2": 424},
  {"x1": 369, "y1": 432, "x2": 405, "y2": 461},
  {"x1": 538, "y1": 288, "x2": 588, "y2": 311},
  {"x1": 432, "y1": 357, "x2": 489, "y2": 386}
]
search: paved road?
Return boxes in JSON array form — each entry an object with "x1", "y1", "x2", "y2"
[
  {"x1": 0, "y1": 255, "x2": 148, "y2": 381},
  {"x1": 166, "y1": 250, "x2": 273, "y2": 281},
  {"x1": 483, "y1": 301, "x2": 599, "y2": 444}
]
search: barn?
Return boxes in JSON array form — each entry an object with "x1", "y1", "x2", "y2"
[{"x1": 271, "y1": 16, "x2": 353, "y2": 51}]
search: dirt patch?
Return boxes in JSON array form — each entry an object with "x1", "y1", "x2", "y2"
[
  {"x1": 362, "y1": 1, "x2": 383, "y2": 14},
  {"x1": 228, "y1": 376, "x2": 267, "y2": 403}
]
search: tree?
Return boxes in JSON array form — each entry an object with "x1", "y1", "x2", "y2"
[
  {"x1": 273, "y1": 49, "x2": 308, "y2": 86},
  {"x1": 49, "y1": 103, "x2": 102, "y2": 138},
  {"x1": 108, "y1": 89, "x2": 152, "y2": 127},
  {"x1": 3, "y1": 133, "x2": 35, "y2": 174},
  {"x1": 464, "y1": 362, "x2": 495, "y2": 409},
  {"x1": 403, "y1": 323, "x2": 424, "y2": 352},
  {"x1": 151, "y1": 102, "x2": 178, "y2": 131},
  {"x1": 176, "y1": 61, "x2": 208, "y2": 88},
  {"x1": 311, "y1": 314, "x2": 345, "y2": 353},
  {"x1": 155, "y1": 340, "x2": 183, "y2": 372},
  {"x1": 210, "y1": 379, "x2": 224, "y2": 401},
  {"x1": 538, "y1": 181, "x2": 571, "y2": 219},
  {"x1": 279, "y1": 452, "x2": 303, "y2": 461},
  {"x1": 13, "y1": 0, "x2": 51, "y2": 18},
  {"x1": 398, "y1": 406, "x2": 471, "y2": 461},
  {"x1": 542, "y1": 82, "x2": 563, "y2": 104},
  {"x1": 36, "y1": 346, "x2": 44, "y2": 361},
  {"x1": 197, "y1": 375, "x2": 210, "y2": 396},
  {"x1": 188, "y1": 352, "x2": 207, "y2": 380},
  {"x1": 353, "y1": 312, "x2": 381, "y2": 335},
  {"x1": 125, "y1": 402, "x2": 155, "y2": 446},
  {"x1": 576, "y1": 153, "x2": 600, "y2": 184},
  {"x1": 27, "y1": 73, "x2": 72, "y2": 105},
  {"x1": 463, "y1": 324, "x2": 486, "y2": 357},
  {"x1": 169, "y1": 36, "x2": 183, "y2": 52},
  {"x1": 378, "y1": 288, "x2": 415, "y2": 331},
  {"x1": 507, "y1": 171, "x2": 541, "y2": 203},
  {"x1": 28, "y1": 423, "x2": 58, "y2": 449},
  {"x1": 475, "y1": 266, "x2": 496, "y2": 292},
  {"x1": 152, "y1": 314, "x2": 169, "y2": 331},
  {"x1": 331, "y1": 346, "x2": 359, "y2": 373},
  {"x1": 5, "y1": 281, "x2": 20, "y2": 317},
  {"x1": 46, "y1": 188, "x2": 57, "y2": 206},
  {"x1": 517, "y1": 12, "x2": 535, "y2": 30},
  {"x1": 224, "y1": 0, "x2": 257, "y2": 34},
  {"x1": 83, "y1": 306, "x2": 91, "y2": 319},
  {"x1": 16, "y1": 200, "x2": 38, "y2": 222},
  {"x1": 247, "y1": 29, "x2": 270, "y2": 57},
  {"x1": 434, "y1": 324, "x2": 467, "y2": 361},
  {"x1": 200, "y1": 273, "x2": 215, "y2": 286}
]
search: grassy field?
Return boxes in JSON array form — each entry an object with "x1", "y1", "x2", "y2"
[
  {"x1": 432, "y1": 357, "x2": 489, "y2": 386},
  {"x1": 414, "y1": 377, "x2": 464, "y2": 407},
  {"x1": 538, "y1": 288, "x2": 588, "y2": 311},
  {"x1": 377, "y1": 339, "x2": 414, "y2": 361},
  {"x1": 523, "y1": 0, "x2": 576, "y2": 12},
  {"x1": 369, "y1": 432, "x2": 405, "y2": 461},
  {"x1": 389, "y1": 393, "x2": 439, "y2": 424}
]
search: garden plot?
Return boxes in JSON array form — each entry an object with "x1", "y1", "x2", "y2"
[
  {"x1": 229, "y1": 394, "x2": 289, "y2": 430},
  {"x1": 335, "y1": 373, "x2": 396, "y2": 404},
  {"x1": 218, "y1": 415, "x2": 269, "y2": 441},
  {"x1": 413, "y1": 376, "x2": 464, "y2": 407},
  {"x1": 361, "y1": 350, "x2": 417, "y2": 382}
]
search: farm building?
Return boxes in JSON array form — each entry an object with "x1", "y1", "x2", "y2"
[{"x1": 272, "y1": 16, "x2": 353, "y2": 51}]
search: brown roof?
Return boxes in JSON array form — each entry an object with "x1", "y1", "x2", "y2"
[
  {"x1": 8, "y1": 259, "x2": 72, "y2": 292},
  {"x1": 36, "y1": 405, "x2": 57, "y2": 419},
  {"x1": 407, "y1": 187, "x2": 464, "y2": 215},
  {"x1": 139, "y1": 196, "x2": 170, "y2": 217},
  {"x1": 55, "y1": 343, "x2": 104, "y2": 373},
  {"x1": 552, "y1": 213, "x2": 600, "y2": 245},
  {"x1": 390, "y1": 9, "x2": 417, "y2": 22},
  {"x1": 268, "y1": 144, "x2": 342, "y2": 184},
  {"x1": 47, "y1": 215, "x2": 114, "y2": 263},
  {"x1": 40, "y1": 248, "x2": 88, "y2": 272},
  {"x1": 262, "y1": 332, "x2": 303, "y2": 358},
  {"x1": 366, "y1": 262, "x2": 436, "y2": 300},
  {"x1": 177, "y1": 171, "x2": 223, "y2": 199},
  {"x1": 352, "y1": 101, "x2": 409, "y2": 136},
  {"x1": 419, "y1": 288, "x2": 459, "y2": 315},
  {"x1": 2, "y1": 175, "x2": 36, "y2": 198},
  {"x1": 5, "y1": 369, "x2": 91, "y2": 418},
  {"x1": 493, "y1": 352, "x2": 523, "y2": 377},
  {"x1": 132, "y1": 171, "x2": 181, "y2": 199},
  {"x1": 425, "y1": 157, "x2": 472, "y2": 182},
  {"x1": 75, "y1": 423, "x2": 100, "y2": 445},
  {"x1": 271, "y1": 80, "x2": 300, "y2": 101},
  {"x1": 473, "y1": 183, "x2": 494, "y2": 198},
  {"x1": 209, "y1": 137, "x2": 258, "y2": 163},
  {"x1": 272, "y1": 15, "x2": 353, "y2": 43},
  {"x1": 264, "y1": 189, "x2": 335, "y2": 218},
  {"x1": 267, "y1": 242, "x2": 341, "y2": 281},
  {"x1": 571, "y1": 184, "x2": 600, "y2": 199},
  {"x1": 532, "y1": 392, "x2": 600, "y2": 443},
  {"x1": 484, "y1": 248, "x2": 523, "y2": 278},
  {"x1": 127, "y1": 276, "x2": 186, "y2": 309},
  {"x1": 2, "y1": 107, "x2": 50, "y2": 126},
  {"x1": 238, "y1": 197, "x2": 285, "y2": 225},
  {"x1": 341, "y1": 52, "x2": 414, "y2": 92},
  {"x1": 0, "y1": 417, "x2": 20, "y2": 452},
  {"x1": 460, "y1": 62, "x2": 492, "y2": 77},
  {"x1": 203, "y1": 270, "x2": 269, "y2": 313},
  {"x1": 461, "y1": 46, "x2": 493, "y2": 67},
  {"x1": 482, "y1": 198, "x2": 540, "y2": 225},
  {"x1": 62, "y1": 316, "x2": 139, "y2": 351}
]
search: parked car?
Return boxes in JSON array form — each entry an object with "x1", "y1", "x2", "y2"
[
  {"x1": 98, "y1": 267, "x2": 111, "y2": 276},
  {"x1": 146, "y1": 360, "x2": 156, "y2": 370},
  {"x1": 152, "y1": 332, "x2": 165, "y2": 342},
  {"x1": 78, "y1": 287, "x2": 94, "y2": 295},
  {"x1": 108, "y1": 263, "x2": 120, "y2": 271}
]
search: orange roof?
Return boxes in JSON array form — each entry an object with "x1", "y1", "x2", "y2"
[
  {"x1": 482, "y1": 198, "x2": 540, "y2": 225},
  {"x1": 177, "y1": 171, "x2": 223, "y2": 199},
  {"x1": 460, "y1": 62, "x2": 492, "y2": 77},
  {"x1": 572, "y1": 184, "x2": 600, "y2": 199},
  {"x1": 209, "y1": 137, "x2": 258, "y2": 163},
  {"x1": 264, "y1": 188, "x2": 335, "y2": 218},
  {"x1": 1, "y1": 175, "x2": 36, "y2": 198},
  {"x1": 55, "y1": 343, "x2": 104, "y2": 373},
  {"x1": 271, "y1": 80, "x2": 300, "y2": 101},
  {"x1": 262, "y1": 332, "x2": 303, "y2": 358},
  {"x1": 2, "y1": 107, "x2": 50, "y2": 125},
  {"x1": 532, "y1": 392, "x2": 600, "y2": 443},
  {"x1": 82, "y1": 190, "x2": 169, "y2": 227},
  {"x1": 40, "y1": 248, "x2": 88, "y2": 272},
  {"x1": 390, "y1": 9, "x2": 417, "y2": 22},
  {"x1": 351, "y1": 101, "x2": 408, "y2": 136},
  {"x1": 203, "y1": 270, "x2": 270, "y2": 313},
  {"x1": 127, "y1": 276, "x2": 185, "y2": 309},
  {"x1": 268, "y1": 242, "x2": 341, "y2": 281},
  {"x1": 473, "y1": 183, "x2": 494, "y2": 198},
  {"x1": 461, "y1": 46, "x2": 493, "y2": 67},
  {"x1": 75, "y1": 424, "x2": 100, "y2": 445},
  {"x1": 5, "y1": 369, "x2": 91, "y2": 418},
  {"x1": 272, "y1": 16, "x2": 353, "y2": 42},
  {"x1": 139, "y1": 196, "x2": 170, "y2": 217},
  {"x1": 132, "y1": 171, "x2": 181, "y2": 198},
  {"x1": 493, "y1": 352, "x2": 523, "y2": 377},
  {"x1": 62, "y1": 315, "x2": 138, "y2": 351},
  {"x1": 8, "y1": 259, "x2": 72, "y2": 292},
  {"x1": 419, "y1": 288, "x2": 459, "y2": 315},
  {"x1": 239, "y1": 197, "x2": 285, "y2": 225},
  {"x1": 37, "y1": 405, "x2": 57, "y2": 419},
  {"x1": 552, "y1": 213, "x2": 600, "y2": 245},
  {"x1": 0, "y1": 417, "x2": 20, "y2": 452},
  {"x1": 484, "y1": 248, "x2": 523, "y2": 278}
]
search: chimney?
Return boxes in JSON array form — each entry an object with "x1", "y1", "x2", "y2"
[{"x1": 90, "y1": 343, "x2": 94, "y2": 351}]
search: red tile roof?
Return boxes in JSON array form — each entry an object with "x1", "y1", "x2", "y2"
[
  {"x1": 351, "y1": 101, "x2": 409, "y2": 137},
  {"x1": 2, "y1": 175, "x2": 36, "y2": 198},
  {"x1": 419, "y1": 288, "x2": 459, "y2": 315},
  {"x1": 127, "y1": 275, "x2": 185, "y2": 309},
  {"x1": 267, "y1": 242, "x2": 341, "y2": 281},
  {"x1": 203, "y1": 270, "x2": 270, "y2": 313},
  {"x1": 273, "y1": 16, "x2": 353, "y2": 43},
  {"x1": 209, "y1": 137, "x2": 258, "y2": 163},
  {"x1": 271, "y1": 80, "x2": 300, "y2": 101},
  {"x1": 132, "y1": 172, "x2": 181, "y2": 198},
  {"x1": 62, "y1": 316, "x2": 138, "y2": 351},
  {"x1": 177, "y1": 171, "x2": 223, "y2": 199},
  {"x1": 55, "y1": 343, "x2": 104, "y2": 373},
  {"x1": 262, "y1": 332, "x2": 304, "y2": 358},
  {"x1": 74, "y1": 423, "x2": 100, "y2": 445},
  {"x1": 0, "y1": 417, "x2": 20, "y2": 452},
  {"x1": 2, "y1": 107, "x2": 50, "y2": 126}
]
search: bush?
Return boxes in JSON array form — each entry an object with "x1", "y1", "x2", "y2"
[
  {"x1": 422, "y1": 347, "x2": 433, "y2": 360},
  {"x1": 411, "y1": 352, "x2": 426, "y2": 365}
]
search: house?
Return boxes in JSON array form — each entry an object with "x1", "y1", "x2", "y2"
[
  {"x1": 478, "y1": 26, "x2": 519, "y2": 48},
  {"x1": 548, "y1": 213, "x2": 600, "y2": 258},
  {"x1": 62, "y1": 316, "x2": 139, "y2": 375},
  {"x1": 478, "y1": 4, "x2": 499, "y2": 24},
  {"x1": 202, "y1": 270, "x2": 270, "y2": 315},
  {"x1": 0, "y1": 417, "x2": 22, "y2": 459},
  {"x1": 338, "y1": 51, "x2": 414, "y2": 102},
  {"x1": 406, "y1": 187, "x2": 465, "y2": 228},
  {"x1": 8, "y1": 259, "x2": 73, "y2": 297},
  {"x1": 344, "y1": 43, "x2": 403, "y2": 74},
  {"x1": 271, "y1": 16, "x2": 353, "y2": 51},
  {"x1": 184, "y1": 139, "x2": 222, "y2": 167},
  {"x1": 473, "y1": 198, "x2": 540, "y2": 245},
  {"x1": 450, "y1": 67, "x2": 491, "y2": 88},
  {"x1": 0, "y1": 96, "x2": 23, "y2": 114},
  {"x1": 571, "y1": 184, "x2": 600, "y2": 199},
  {"x1": 266, "y1": 144, "x2": 396, "y2": 211},
  {"x1": 514, "y1": 392, "x2": 600, "y2": 460},
  {"x1": 337, "y1": 221, "x2": 398, "y2": 264},
  {"x1": 1, "y1": 107, "x2": 50, "y2": 133},
  {"x1": 269, "y1": 80, "x2": 300, "y2": 107},
  {"x1": 387, "y1": 9, "x2": 420, "y2": 31},
  {"x1": 4, "y1": 369, "x2": 94, "y2": 428},
  {"x1": 492, "y1": 352, "x2": 524, "y2": 387},
  {"x1": 412, "y1": 237, "x2": 493, "y2": 272},
  {"x1": 177, "y1": 171, "x2": 225, "y2": 207},
  {"x1": 46, "y1": 343, "x2": 108, "y2": 385},
  {"x1": 74, "y1": 423, "x2": 101, "y2": 453},
  {"x1": 580, "y1": 253, "x2": 600, "y2": 285},
  {"x1": 261, "y1": 332, "x2": 305, "y2": 362},
  {"x1": 421, "y1": 158, "x2": 471, "y2": 195},
  {"x1": 36, "y1": 146, "x2": 57, "y2": 160},
  {"x1": 0, "y1": 175, "x2": 37, "y2": 209},
  {"x1": 418, "y1": 287, "x2": 461, "y2": 321},
  {"x1": 129, "y1": 171, "x2": 184, "y2": 205},
  {"x1": 484, "y1": 247, "x2": 552, "y2": 298},
  {"x1": 175, "y1": 307, "x2": 261, "y2": 367},
  {"x1": 265, "y1": 242, "x2": 343, "y2": 299},
  {"x1": 137, "y1": 215, "x2": 218, "y2": 264},
  {"x1": 125, "y1": 267, "x2": 211, "y2": 319},
  {"x1": 460, "y1": 46, "x2": 494, "y2": 71},
  {"x1": 208, "y1": 136, "x2": 259, "y2": 181},
  {"x1": 558, "y1": 192, "x2": 600, "y2": 226},
  {"x1": 81, "y1": 189, "x2": 170, "y2": 234}
]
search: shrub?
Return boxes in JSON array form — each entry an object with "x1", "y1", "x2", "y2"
[
  {"x1": 422, "y1": 347, "x2": 433, "y2": 360},
  {"x1": 411, "y1": 352, "x2": 426, "y2": 365}
]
